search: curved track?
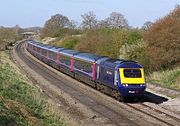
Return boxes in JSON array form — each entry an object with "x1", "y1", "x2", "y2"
[
  {"x1": 15, "y1": 42, "x2": 138, "y2": 125},
  {"x1": 13, "y1": 41, "x2": 180, "y2": 126}
]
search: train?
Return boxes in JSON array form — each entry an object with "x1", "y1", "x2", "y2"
[{"x1": 26, "y1": 40, "x2": 146, "y2": 101}]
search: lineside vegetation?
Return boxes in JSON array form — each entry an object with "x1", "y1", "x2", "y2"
[{"x1": 0, "y1": 51, "x2": 69, "y2": 126}]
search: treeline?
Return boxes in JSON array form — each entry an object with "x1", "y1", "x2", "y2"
[
  {"x1": 0, "y1": 26, "x2": 22, "y2": 50},
  {"x1": 42, "y1": 6, "x2": 180, "y2": 73},
  {"x1": 41, "y1": 11, "x2": 132, "y2": 38},
  {"x1": 0, "y1": 26, "x2": 42, "y2": 50}
]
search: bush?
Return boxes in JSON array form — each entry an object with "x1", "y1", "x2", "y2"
[
  {"x1": 57, "y1": 36, "x2": 81, "y2": 49},
  {"x1": 52, "y1": 28, "x2": 82, "y2": 38},
  {"x1": 127, "y1": 30, "x2": 143, "y2": 44},
  {"x1": 75, "y1": 28, "x2": 143, "y2": 58},
  {"x1": 74, "y1": 29, "x2": 108, "y2": 54}
]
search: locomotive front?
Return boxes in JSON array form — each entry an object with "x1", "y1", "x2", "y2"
[{"x1": 116, "y1": 62, "x2": 146, "y2": 98}]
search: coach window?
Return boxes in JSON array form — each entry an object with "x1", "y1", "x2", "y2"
[
  {"x1": 42, "y1": 49, "x2": 47, "y2": 56},
  {"x1": 85, "y1": 62, "x2": 92, "y2": 73},
  {"x1": 33, "y1": 46, "x2": 36, "y2": 51},
  {"x1": 48, "y1": 51, "x2": 51, "y2": 58},
  {"x1": 65, "y1": 57, "x2": 70, "y2": 66},
  {"x1": 59, "y1": 55, "x2": 69, "y2": 65},
  {"x1": 52, "y1": 52, "x2": 57, "y2": 60},
  {"x1": 74, "y1": 60, "x2": 80, "y2": 70},
  {"x1": 59, "y1": 56, "x2": 63, "y2": 63},
  {"x1": 59, "y1": 55, "x2": 65, "y2": 63},
  {"x1": 37, "y1": 47, "x2": 41, "y2": 53},
  {"x1": 49, "y1": 51, "x2": 52, "y2": 58}
]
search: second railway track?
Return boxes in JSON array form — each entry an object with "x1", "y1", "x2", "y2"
[{"x1": 126, "y1": 102, "x2": 180, "y2": 126}]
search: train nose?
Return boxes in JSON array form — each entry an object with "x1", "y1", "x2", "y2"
[{"x1": 119, "y1": 85, "x2": 146, "y2": 97}]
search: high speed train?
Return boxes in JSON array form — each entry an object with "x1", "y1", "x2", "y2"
[{"x1": 27, "y1": 40, "x2": 146, "y2": 101}]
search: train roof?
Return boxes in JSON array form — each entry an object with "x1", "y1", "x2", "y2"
[
  {"x1": 95, "y1": 57, "x2": 110, "y2": 64},
  {"x1": 28, "y1": 40, "x2": 38, "y2": 44},
  {"x1": 28, "y1": 40, "x2": 42, "y2": 46},
  {"x1": 99, "y1": 58, "x2": 137, "y2": 68},
  {"x1": 27, "y1": 41, "x2": 138, "y2": 67},
  {"x1": 60, "y1": 49, "x2": 79, "y2": 57},
  {"x1": 48, "y1": 46, "x2": 64, "y2": 52},
  {"x1": 28, "y1": 41, "x2": 65, "y2": 52},
  {"x1": 74, "y1": 52, "x2": 103, "y2": 63},
  {"x1": 27, "y1": 41, "x2": 69, "y2": 53}
]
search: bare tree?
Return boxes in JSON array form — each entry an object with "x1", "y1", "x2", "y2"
[
  {"x1": 69, "y1": 20, "x2": 78, "y2": 29},
  {"x1": 141, "y1": 21, "x2": 153, "y2": 30},
  {"x1": 81, "y1": 11, "x2": 98, "y2": 29},
  {"x1": 105, "y1": 12, "x2": 128, "y2": 29},
  {"x1": 98, "y1": 20, "x2": 109, "y2": 28},
  {"x1": 42, "y1": 14, "x2": 70, "y2": 37}
]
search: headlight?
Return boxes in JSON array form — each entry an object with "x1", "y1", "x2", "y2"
[{"x1": 122, "y1": 84, "x2": 129, "y2": 86}]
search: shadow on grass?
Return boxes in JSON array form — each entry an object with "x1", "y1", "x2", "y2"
[{"x1": 0, "y1": 116, "x2": 17, "y2": 126}]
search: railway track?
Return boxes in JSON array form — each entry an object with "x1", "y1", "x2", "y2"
[
  {"x1": 13, "y1": 41, "x2": 180, "y2": 126},
  {"x1": 15, "y1": 41, "x2": 138, "y2": 125},
  {"x1": 126, "y1": 103, "x2": 180, "y2": 126}
]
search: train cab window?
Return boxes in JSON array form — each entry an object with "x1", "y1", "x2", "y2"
[{"x1": 123, "y1": 69, "x2": 141, "y2": 78}]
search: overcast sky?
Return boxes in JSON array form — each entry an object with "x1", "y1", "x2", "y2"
[{"x1": 0, "y1": 0, "x2": 180, "y2": 28}]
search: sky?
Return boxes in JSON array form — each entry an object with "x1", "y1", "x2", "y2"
[{"x1": 0, "y1": 0, "x2": 180, "y2": 28}]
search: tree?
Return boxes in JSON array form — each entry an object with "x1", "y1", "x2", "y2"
[
  {"x1": 144, "y1": 5, "x2": 180, "y2": 71},
  {"x1": 81, "y1": 11, "x2": 98, "y2": 29},
  {"x1": 42, "y1": 14, "x2": 70, "y2": 37},
  {"x1": 105, "y1": 12, "x2": 128, "y2": 29},
  {"x1": 98, "y1": 20, "x2": 109, "y2": 28},
  {"x1": 69, "y1": 20, "x2": 77, "y2": 29},
  {"x1": 141, "y1": 21, "x2": 153, "y2": 30}
]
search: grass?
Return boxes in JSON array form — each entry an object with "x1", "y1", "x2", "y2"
[
  {"x1": 0, "y1": 51, "x2": 67, "y2": 126},
  {"x1": 147, "y1": 67, "x2": 180, "y2": 90}
]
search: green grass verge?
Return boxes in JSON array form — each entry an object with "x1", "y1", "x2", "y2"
[
  {"x1": 147, "y1": 67, "x2": 180, "y2": 90},
  {"x1": 0, "y1": 52, "x2": 65, "y2": 126}
]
